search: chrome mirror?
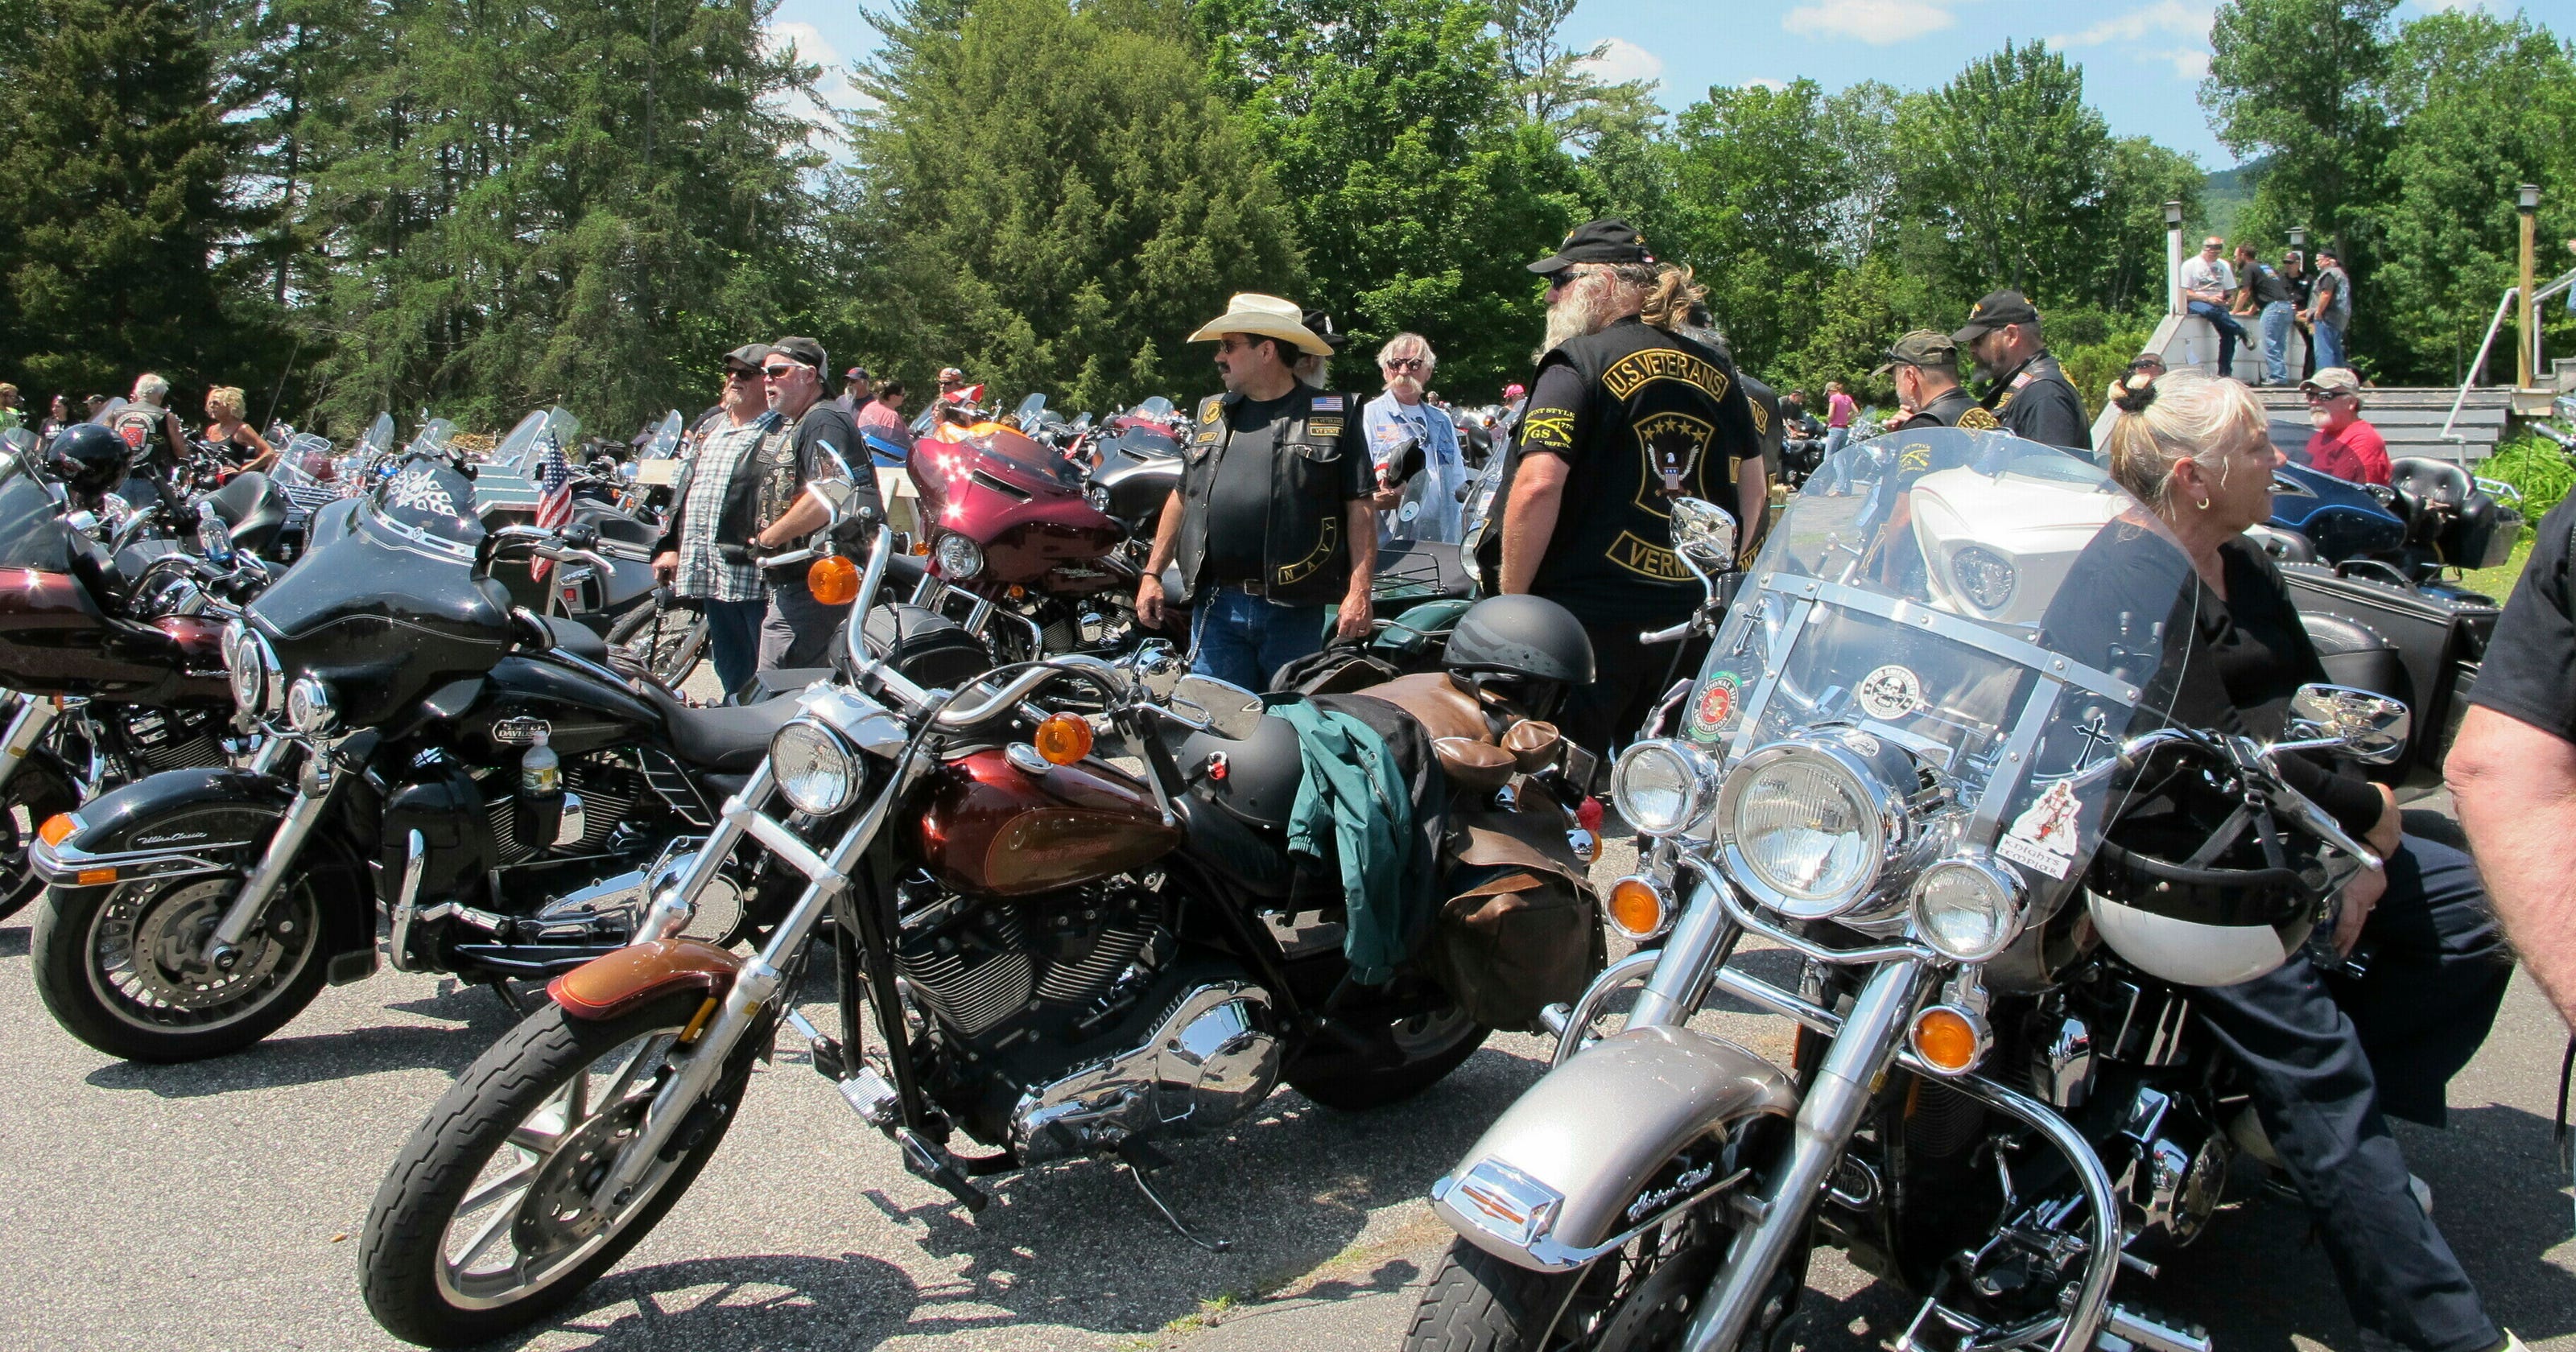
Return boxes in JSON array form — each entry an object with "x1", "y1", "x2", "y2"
[
  {"x1": 1128, "y1": 640, "x2": 1184, "y2": 700},
  {"x1": 1669, "y1": 497, "x2": 1737, "y2": 579},
  {"x1": 1167, "y1": 674, "x2": 1265, "y2": 740},
  {"x1": 2288, "y1": 683, "x2": 2411, "y2": 765}
]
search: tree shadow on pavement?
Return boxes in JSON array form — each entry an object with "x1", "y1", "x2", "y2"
[
  {"x1": 80, "y1": 979, "x2": 522, "y2": 1098},
  {"x1": 497, "y1": 1252, "x2": 923, "y2": 1350}
]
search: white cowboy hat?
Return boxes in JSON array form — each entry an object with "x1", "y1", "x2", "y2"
[{"x1": 1186, "y1": 294, "x2": 1335, "y2": 357}]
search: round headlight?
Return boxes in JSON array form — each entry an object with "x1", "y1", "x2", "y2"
[
  {"x1": 1715, "y1": 739, "x2": 1903, "y2": 918},
  {"x1": 222, "y1": 621, "x2": 261, "y2": 713},
  {"x1": 1950, "y1": 546, "x2": 2017, "y2": 613},
  {"x1": 1609, "y1": 740, "x2": 1712, "y2": 837},
  {"x1": 285, "y1": 674, "x2": 335, "y2": 734},
  {"x1": 770, "y1": 719, "x2": 859, "y2": 815},
  {"x1": 1912, "y1": 855, "x2": 2025, "y2": 962},
  {"x1": 935, "y1": 533, "x2": 985, "y2": 580}
]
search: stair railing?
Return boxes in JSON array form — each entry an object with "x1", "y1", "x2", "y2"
[{"x1": 2445, "y1": 267, "x2": 2576, "y2": 445}]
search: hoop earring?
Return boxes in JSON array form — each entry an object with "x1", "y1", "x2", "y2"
[{"x1": 2195, "y1": 496, "x2": 2211, "y2": 511}]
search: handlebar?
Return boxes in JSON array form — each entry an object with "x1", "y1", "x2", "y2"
[{"x1": 931, "y1": 654, "x2": 1126, "y2": 729}]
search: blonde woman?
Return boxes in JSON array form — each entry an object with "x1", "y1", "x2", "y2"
[
  {"x1": 202, "y1": 386, "x2": 275, "y2": 472},
  {"x1": 2058, "y1": 369, "x2": 2515, "y2": 1352}
]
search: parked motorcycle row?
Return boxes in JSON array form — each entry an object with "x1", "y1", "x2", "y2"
[{"x1": 0, "y1": 401, "x2": 2520, "y2": 1351}]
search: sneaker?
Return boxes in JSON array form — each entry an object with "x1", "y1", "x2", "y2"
[{"x1": 2409, "y1": 1173, "x2": 2434, "y2": 1216}]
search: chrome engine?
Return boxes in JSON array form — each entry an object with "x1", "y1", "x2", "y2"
[{"x1": 1009, "y1": 980, "x2": 1282, "y2": 1165}]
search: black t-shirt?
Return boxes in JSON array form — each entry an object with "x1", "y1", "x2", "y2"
[
  {"x1": 2470, "y1": 495, "x2": 2576, "y2": 739},
  {"x1": 2246, "y1": 263, "x2": 2295, "y2": 308},
  {"x1": 788, "y1": 399, "x2": 883, "y2": 520},
  {"x1": 1198, "y1": 390, "x2": 1370, "y2": 585},
  {"x1": 1987, "y1": 353, "x2": 2093, "y2": 451}
]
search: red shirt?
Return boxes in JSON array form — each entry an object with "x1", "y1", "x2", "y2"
[
  {"x1": 2306, "y1": 418, "x2": 2390, "y2": 485},
  {"x1": 1827, "y1": 391, "x2": 1856, "y2": 428}
]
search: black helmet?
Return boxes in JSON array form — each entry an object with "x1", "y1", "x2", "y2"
[
  {"x1": 46, "y1": 422, "x2": 131, "y2": 497},
  {"x1": 1443, "y1": 595, "x2": 1595, "y2": 685}
]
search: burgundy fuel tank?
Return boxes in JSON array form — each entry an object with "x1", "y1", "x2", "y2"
[{"x1": 913, "y1": 748, "x2": 1180, "y2": 897}]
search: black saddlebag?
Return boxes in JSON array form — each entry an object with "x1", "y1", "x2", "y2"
[{"x1": 2281, "y1": 562, "x2": 2497, "y2": 781}]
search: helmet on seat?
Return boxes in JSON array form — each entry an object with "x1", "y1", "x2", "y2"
[
  {"x1": 46, "y1": 422, "x2": 132, "y2": 498},
  {"x1": 1441, "y1": 594, "x2": 1594, "y2": 723},
  {"x1": 2083, "y1": 740, "x2": 2330, "y2": 987}
]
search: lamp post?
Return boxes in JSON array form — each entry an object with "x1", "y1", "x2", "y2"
[
  {"x1": 2289, "y1": 225, "x2": 2307, "y2": 258},
  {"x1": 2164, "y1": 200, "x2": 2185, "y2": 317},
  {"x1": 2519, "y1": 183, "x2": 2541, "y2": 390}
]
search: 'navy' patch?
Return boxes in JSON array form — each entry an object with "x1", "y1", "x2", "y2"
[
  {"x1": 1308, "y1": 418, "x2": 1344, "y2": 439},
  {"x1": 1311, "y1": 395, "x2": 1344, "y2": 412}
]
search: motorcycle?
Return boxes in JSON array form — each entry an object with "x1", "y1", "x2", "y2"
[
  {"x1": 0, "y1": 435, "x2": 279, "y2": 917},
  {"x1": 21, "y1": 446, "x2": 833, "y2": 1063},
  {"x1": 356, "y1": 517, "x2": 1606, "y2": 1347},
  {"x1": 1406, "y1": 428, "x2": 2401, "y2": 1352}
]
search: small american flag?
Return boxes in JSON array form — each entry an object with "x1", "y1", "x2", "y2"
[{"x1": 528, "y1": 433, "x2": 572, "y2": 584}]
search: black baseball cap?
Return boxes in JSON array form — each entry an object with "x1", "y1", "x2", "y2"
[
  {"x1": 1872, "y1": 329, "x2": 1959, "y2": 377},
  {"x1": 723, "y1": 343, "x2": 772, "y2": 372},
  {"x1": 1527, "y1": 219, "x2": 1656, "y2": 275},
  {"x1": 844, "y1": 365, "x2": 870, "y2": 382},
  {"x1": 1302, "y1": 310, "x2": 1350, "y2": 352},
  {"x1": 1951, "y1": 290, "x2": 2041, "y2": 343},
  {"x1": 768, "y1": 336, "x2": 828, "y2": 369}
]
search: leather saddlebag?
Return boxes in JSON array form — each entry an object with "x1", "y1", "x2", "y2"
[{"x1": 1424, "y1": 798, "x2": 1600, "y2": 1032}]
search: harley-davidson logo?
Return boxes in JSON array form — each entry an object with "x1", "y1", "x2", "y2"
[{"x1": 492, "y1": 717, "x2": 550, "y2": 746}]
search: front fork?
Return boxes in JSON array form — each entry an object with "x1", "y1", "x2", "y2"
[{"x1": 204, "y1": 738, "x2": 336, "y2": 967}]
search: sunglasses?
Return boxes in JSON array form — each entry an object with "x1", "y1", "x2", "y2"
[
  {"x1": 724, "y1": 368, "x2": 760, "y2": 382},
  {"x1": 761, "y1": 364, "x2": 806, "y2": 379},
  {"x1": 2303, "y1": 390, "x2": 2354, "y2": 402},
  {"x1": 1385, "y1": 357, "x2": 1426, "y2": 372},
  {"x1": 1544, "y1": 272, "x2": 1575, "y2": 292}
]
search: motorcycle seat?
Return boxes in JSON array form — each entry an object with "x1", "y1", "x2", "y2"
[
  {"x1": 2390, "y1": 457, "x2": 2471, "y2": 509},
  {"x1": 541, "y1": 615, "x2": 611, "y2": 664},
  {"x1": 204, "y1": 472, "x2": 290, "y2": 557},
  {"x1": 641, "y1": 681, "x2": 801, "y2": 773}
]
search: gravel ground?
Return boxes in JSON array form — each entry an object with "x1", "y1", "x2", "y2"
[{"x1": 0, "y1": 694, "x2": 2567, "y2": 1352}]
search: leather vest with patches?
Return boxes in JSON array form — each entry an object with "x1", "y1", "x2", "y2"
[
  {"x1": 1892, "y1": 385, "x2": 1994, "y2": 431},
  {"x1": 1174, "y1": 384, "x2": 1356, "y2": 607}
]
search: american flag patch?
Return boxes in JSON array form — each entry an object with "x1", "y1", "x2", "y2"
[{"x1": 1311, "y1": 395, "x2": 1344, "y2": 411}]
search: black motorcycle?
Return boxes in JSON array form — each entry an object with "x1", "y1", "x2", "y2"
[{"x1": 25, "y1": 449, "x2": 821, "y2": 1062}]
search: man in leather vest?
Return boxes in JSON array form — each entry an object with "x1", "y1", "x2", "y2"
[
  {"x1": 1135, "y1": 295, "x2": 1375, "y2": 690},
  {"x1": 750, "y1": 336, "x2": 875, "y2": 674},
  {"x1": 1879, "y1": 330, "x2": 1992, "y2": 431},
  {"x1": 109, "y1": 372, "x2": 187, "y2": 481},
  {"x1": 1488, "y1": 220, "x2": 1766, "y2": 763},
  {"x1": 1955, "y1": 290, "x2": 2092, "y2": 451}
]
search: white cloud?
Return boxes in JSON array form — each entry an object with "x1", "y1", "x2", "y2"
[
  {"x1": 1577, "y1": 36, "x2": 1665, "y2": 84},
  {"x1": 2049, "y1": 0, "x2": 2212, "y2": 47},
  {"x1": 1741, "y1": 76, "x2": 1791, "y2": 92},
  {"x1": 765, "y1": 20, "x2": 876, "y2": 133},
  {"x1": 1781, "y1": 0, "x2": 1957, "y2": 45},
  {"x1": 2159, "y1": 46, "x2": 2211, "y2": 80}
]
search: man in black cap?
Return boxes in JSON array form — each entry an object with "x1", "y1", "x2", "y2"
[
  {"x1": 1953, "y1": 290, "x2": 2091, "y2": 451},
  {"x1": 752, "y1": 336, "x2": 878, "y2": 673},
  {"x1": 1489, "y1": 218, "x2": 1765, "y2": 763},
  {"x1": 653, "y1": 343, "x2": 781, "y2": 695},
  {"x1": 1876, "y1": 330, "x2": 1992, "y2": 431}
]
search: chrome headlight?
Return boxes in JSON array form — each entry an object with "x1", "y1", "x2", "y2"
[
  {"x1": 770, "y1": 718, "x2": 859, "y2": 815},
  {"x1": 1950, "y1": 546, "x2": 2016, "y2": 613},
  {"x1": 224, "y1": 620, "x2": 284, "y2": 719},
  {"x1": 284, "y1": 674, "x2": 336, "y2": 734},
  {"x1": 935, "y1": 533, "x2": 985, "y2": 580},
  {"x1": 1608, "y1": 740, "x2": 1715, "y2": 837},
  {"x1": 1714, "y1": 733, "x2": 1912, "y2": 919},
  {"x1": 1911, "y1": 854, "x2": 2025, "y2": 962}
]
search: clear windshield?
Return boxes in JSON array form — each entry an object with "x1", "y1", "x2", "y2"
[
  {"x1": 645, "y1": 410, "x2": 683, "y2": 460},
  {"x1": 0, "y1": 447, "x2": 68, "y2": 570},
  {"x1": 357, "y1": 414, "x2": 395, "y2": 460},
  {"x1": 407, "y1": 418, "x2": 456, "y2": 460},
  {"x1": 489, "y1": 410, "x2": 548, "y2": 468},
  {"x1": 1680, "y1": 428, "x2": 2199, "y2": 898},
  {"x1": 1136, "y1": 397, "x2": 1174, "y2": 419}
]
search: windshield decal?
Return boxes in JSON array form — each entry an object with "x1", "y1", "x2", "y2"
[
  {"x1": 1996, "y1": 779, "x2": 2082, "y2": 880},
  {"x1": 1856, "y1": 665, "x2": 1925, "y2": 719}
]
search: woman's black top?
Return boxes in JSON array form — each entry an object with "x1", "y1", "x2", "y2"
[{"x1": 2048, "y1": 527, "x2": 2383, "y2": 837}]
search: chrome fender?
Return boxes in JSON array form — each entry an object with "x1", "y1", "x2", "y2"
[{"x1": 1430, "y1": 1024, "x2": 1797, "y2": 1272}]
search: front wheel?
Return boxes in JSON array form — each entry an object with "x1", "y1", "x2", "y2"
[
  {"x1": 0, "y1": 756, "x2": 76, "y2": 921},
  {"x1": 1406, "y1": 1210, "x2": 1798, "y2": 1352},
  {"x1": 608, "y1": 598, "x2": 704, "y2": 688},
  {"x1": 31, "y1": 864, "x2": 328, "y2": 1061},
  {"x1": 361, "y1": 993, "x2": 753, "y2": 1348}
]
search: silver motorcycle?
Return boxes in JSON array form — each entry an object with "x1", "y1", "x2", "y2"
[{"x1": 1407, "y1": 427, "x2": 2408, "y2": 1352}]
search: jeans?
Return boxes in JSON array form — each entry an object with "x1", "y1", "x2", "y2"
[
  {"x1": 2189, "y1": 299, "x2": 2248, "y2": 377},
  {"x1": 2314, "y1": 317, "x2": 2348, "y2": 371},
  {"x1": 1189, "y1": 586, "x2": 1326, "y2": 692},
  {"x1": 758, "y1": 576, "x2": 849, "y2": 673},
  {"x1": 700, "y1": 596, "x2": 766, "y2": 700},
  {"x1": 1818, "y1": 426, "x2": 1853, "y2": 493},
  {"x1": 2192, "y1": 830, "x2": 2510, "y2": 1352},
  {"x1": 2261, "y1": 301, "x2": 2297, "y2": 385}
]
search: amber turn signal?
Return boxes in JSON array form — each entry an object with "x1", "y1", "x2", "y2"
[
  {"x1": 1909, "y1": 1006, "x2": 1986, "y2": 1075},
  {"x1": 38, "y1": 812, "x2": 76, "y2": 847},
  {"x1": 1034, "y1": 713, "x2": 1094, "y2": 765},
  {"x1": 1604, "y1": 876, "x2": 1673, "y2": 942},
  {"x1": 76, "y1": 868, "x2": 117, "y2": 886},
  {"x1": 807, "y1": 554, "x2": 861, "y2": 607}
]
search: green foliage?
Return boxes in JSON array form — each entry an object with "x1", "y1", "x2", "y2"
[
  {"x1": 2202, "y1": 0, "x2": 2397, "y2": 254},
  {"x1": 1195, "y1": 0, "x2": 1583, "y2": 391},
  {"x1": 1893, "y1": 43, "x2": 2113, "y2": 307},
  {"x1": 0, "y1": 0, "x2": 263, "y2": 402},
  {"x1": 848, "y1": 0, "x2": 1299, "y2": 409},
  {"x1": 2477, "y1": 433, "x2": 2576, "y2": 524}
]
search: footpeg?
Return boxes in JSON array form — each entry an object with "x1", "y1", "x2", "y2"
[
  {"x1": 898, "y1": 1127, "x2": 989, "y2": 1212},
  {"x1": 835, "y1": 1067, "x2": 900, "y2": 1127},
  {"x1": 2096, "y1": 1304, "x2": 2212, "y2": 1352}
]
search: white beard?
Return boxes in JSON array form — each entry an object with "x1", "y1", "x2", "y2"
[
  {"x1": 2310, "y1": 408, "x2": 2334, "y2": 431},
  {"x1": 1538, "y1": 273, "x2": 1623, "y2": 357}
]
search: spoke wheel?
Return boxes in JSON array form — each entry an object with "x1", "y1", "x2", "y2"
[
  {"x1": 609, "y1": 600, "x2": 704, "y2": 688},
  {"x1": 32, "y1": 861, "x2": 330, "y2": 1062},
  {"x1": 1406, "y1": 1208, "x2": 1798, "y2": 1352},
  {"x1": 0, "y1": 758, "x2": 75, "y2": 921},
  {"x1": 363, "y1": 993, "x2": 755, "y2": 1347}
]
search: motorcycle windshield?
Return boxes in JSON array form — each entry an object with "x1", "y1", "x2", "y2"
[
  {"x1": 0, "y1": 451, "x2": 70, "y2": 571},
  {"x1": 1680, "y1": 428, "x2": 2200, "y2": 904},
  {"x1": 949, "y1": 428, "x2": 1084, "y2": 495}
]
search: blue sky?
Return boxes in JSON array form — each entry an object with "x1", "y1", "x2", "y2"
[{"x1": 767, "y1": 0, "x2": 2571, "y2": 170}]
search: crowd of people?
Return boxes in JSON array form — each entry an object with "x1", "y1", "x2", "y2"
[{"x1": 2182, "y1": 233, "x2": 2355, "y2": 382}]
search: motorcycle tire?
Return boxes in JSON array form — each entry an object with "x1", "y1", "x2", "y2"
[
  {"x1": 0, "y1": 755, "x2": 77, "y2": 921},
  {"x1": 1286, "y1": 1005, "x2": 1486, "y2": 1111},
  {"x1": 361, "y1": 992, "x2": 753, "y2": 1348},
  {"x1": 30, "y1": 864, "x2": 329, "y2": 1062},
  {"x1": 1406, "y1": 1220, "x2": 1800, "y2": 1352},
  {"x1": 607, "y1": 598, "x2": 704, "y2": 688}
]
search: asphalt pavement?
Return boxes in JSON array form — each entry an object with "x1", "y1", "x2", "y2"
[{"x1": 0, "y1": 806, "x2": 2570, "y2": 1351}]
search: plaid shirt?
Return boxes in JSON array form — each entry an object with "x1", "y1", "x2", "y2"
[{"x1": 674, "y1": 416, "x2": 770, "y2": 602}]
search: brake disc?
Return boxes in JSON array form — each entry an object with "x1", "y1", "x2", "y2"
[{"x1": 115, "y1": 878, "x2": 302, "y2": 1011}]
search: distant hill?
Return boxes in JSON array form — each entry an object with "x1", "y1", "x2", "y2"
[{"x1": 2204, "y1": 159, "x2": 2266, "y2": 239}]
